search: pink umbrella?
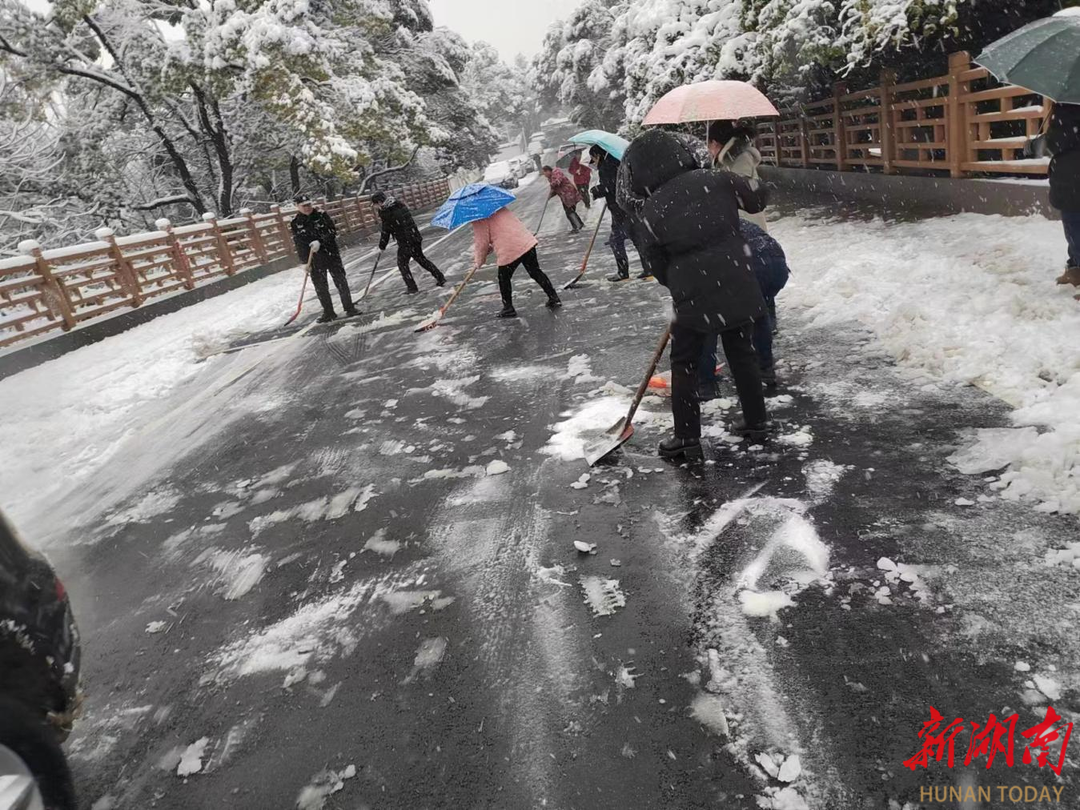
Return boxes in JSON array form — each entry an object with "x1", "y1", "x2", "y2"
[{"x1": 643, "y1": 80, "x2": 779, "y2": 125}]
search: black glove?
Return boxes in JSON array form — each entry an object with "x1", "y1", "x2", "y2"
[
  {"x1": 1024, "y1": 135, "x2": 1047, "y2": 160},
  {"x1": 591, "y1": 186, "x2": 602, "y2": 200}
]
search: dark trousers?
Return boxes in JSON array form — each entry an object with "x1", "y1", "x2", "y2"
[
  {"x1": 563, "y1": 205, "x2": 584, "y2": 231},
  {"x1": 1063, "y1": 210, "x2": 1080, "y2": 268},
  {"x1": 701, "y1": 311, "x2": 776, "y2": 385},
  {"x1": 312, "y1": 253, "x2": 353, "y2": 315},
  {"x1": 674, "y1": 323, "x2": 765, "y2": 439},
  {"x1": 397, "y1": 241, "x2": 443, "y2": 291},
  {"x1": 498, "y1": 248, "x2": 558, "y2": 309},
  {"x1": 576, "y1": 184, "x2": 592, "y2": 209},
  {"x1": 610, "y1": 216, "x2": 630, "y2": 277}
]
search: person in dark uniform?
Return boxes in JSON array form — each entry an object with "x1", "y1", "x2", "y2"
[
  {"x1": 290, "y1": 194, "x2": 357, "y2": 323},
  {"x1": 371, "y1": 191, "x2": 445, "y2": 294}
]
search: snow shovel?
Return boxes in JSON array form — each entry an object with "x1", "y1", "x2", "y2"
[
  {"x1": 283, "y1": 246, "x2": 318, "y2": 327},
  {"x1": 583, "y1": 323, "x2": 672, "y2": 466},
  {"x1": 534, "y1": 197, "x2": 552, "y2": 236},
  {"x1": 414, "y1": 265, "x2": 479, "y2": 332},
  {"x1": 357, "y1": 249, "x2": 384, "y2": 303},
  {"x1": 563, "y1": 202, "x2": 607, "y2": 290}
]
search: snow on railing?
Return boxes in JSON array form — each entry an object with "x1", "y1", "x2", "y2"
[
  {"x1": 0, "y1": 177, "x2": 451, "y2": 351},
  {"x1": 758, "y1": 52, "x2": 1052, "y2": 179}
]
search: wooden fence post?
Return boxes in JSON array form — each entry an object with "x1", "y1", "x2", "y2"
[
  {"x1": 833, "y1": 83, "x2": 848, "y2": 171},
  {"x1": 947, "y1": 51, "x2": 971, "y2": 178},
  {"x1": 157, "y1": 218, "x2": 195, "y2": 290},
  {"x1": 98, "y1": 227, "x2": 144, "y2": 307},
  {"x1": 22, "y1": 242, "x2": 77, "y2": 331},
  {"x1": 272, "y1": 205, "x2": 296, "y2": 260},
  {"x1": 204, "y1": 213, "x2": 236, "y2": 276},
  {"x1": 240, "y1": 208, "x2": 269, "y2": 264},
  {"x1": 799, "y1": 110, "x2": 810, "y2": 168},
  {"x1": 880, "y1": 69, "x2": 896, "y2": 174}
]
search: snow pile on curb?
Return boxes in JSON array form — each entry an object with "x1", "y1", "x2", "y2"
[{"x1": 777, "y1": 212, "x2": 1080, "y2": 515}]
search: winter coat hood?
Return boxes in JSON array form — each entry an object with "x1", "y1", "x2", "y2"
[
  {"x1": 624, "y1": 130, "x2": 699, "y2": 197},
  {"x1": 617, "y1": 132, "x2": 711, "y2": 220}
]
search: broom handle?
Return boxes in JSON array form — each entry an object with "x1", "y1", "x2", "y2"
[
  {"x1": 624, "y1": 324, "x2": 673, "y2": 427},
  {"x1": 534, "y1": 196, "x2": 551, "y2": 235},
  {"x1": 579, "y1": 202, "x2": 607, "y2": 272},
  {"x1": 284, "y1": 249, "x2": 315, "y2": 325},
  {"x1": 438, "y1": 264, "x2": 479, "y2": 316},
  {"x1": 360, "y1": 250, "x2": 384, "y2": 300}
]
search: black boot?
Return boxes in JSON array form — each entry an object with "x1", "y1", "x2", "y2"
[
  {"x1": 637, "y1": 270, "x2": 654, "y2": 280},
  {"x1": 659, "y1": 436, "x2": 704, "y2": 460},
  {"x1": 761, "y1": 366, "x2": 778, "y2": 396},
  {"x1": 731, "y1": 415, "x2": 771, "y2": 439},
  {"x1": 434, "y1": 273, "x2": 447, "y2": 287},
  {"x1": 404, "y1": 287, "x2": 419, "y2": 295},
  {"x1": 607, "y1": 272, "x2": 629, "y2": 282},
  {"x1": 546, "y1": 296, "x2": 562, "y2": 309},
  {"x1": 497, "y1": 306, "x2": 518, "y2": 318},
  {"x1": 317, "y1": 311, "x2": 337, "y2": 324},
  {"x1": 696, "y1": 382, "x2": 721, "y2": 402},
  {"x1": 344, "y1": 307, "x2": 360, "y2": 318}
]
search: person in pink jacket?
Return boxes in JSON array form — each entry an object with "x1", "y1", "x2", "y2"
[
  {"x1": 473, "y1": 207, "x2": 562, "y2": 318},
  {"x1": 542, "y1": 166, "x2": 585, "y2": 233}
]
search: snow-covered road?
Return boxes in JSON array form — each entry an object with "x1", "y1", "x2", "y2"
[{"x1": 5, "y1": 179, "x2": 1080, "y2": 809}]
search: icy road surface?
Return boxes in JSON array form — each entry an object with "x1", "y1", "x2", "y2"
[{"x1": 5, "y1": 180, "x2": 1080, "y2": 809}]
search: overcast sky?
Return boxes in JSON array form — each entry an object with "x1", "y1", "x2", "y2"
[{"x1": 428, "y1": 0, "x2": 583, "y2": 62}]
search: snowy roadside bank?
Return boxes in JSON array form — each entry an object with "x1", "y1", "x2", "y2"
[
  {"x1": 775, "y1": 210, "x2": 1080, "y2": 515},
  {"x1": 0, "y1": 268, "x2": 307, "y2": 528}
]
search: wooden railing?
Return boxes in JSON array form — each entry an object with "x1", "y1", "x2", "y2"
[
  {"x1": 758, "y1": 52, "x2": 1052, "y2": 179},
  {"x1": 0, "y1": 178, "x2": 450, "y2": 350}
]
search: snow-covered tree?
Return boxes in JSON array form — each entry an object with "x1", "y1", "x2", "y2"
[{"x1": 0, "y1": 0, "x2": 436, "y2": 220}]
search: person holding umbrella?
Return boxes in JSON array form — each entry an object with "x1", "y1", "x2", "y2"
[
  {"x1": 430, "y1": 183, "x2": 562, "y2": 320},
  {"x1": 622, "y1": 129, "x2": 770, "y2": 459},
  {"x1": 542, "y1": 166, "x2": 585, "y2": 234},
  {"x1": 978, "y1": 9, "x2": 1080, "y2": 290}
]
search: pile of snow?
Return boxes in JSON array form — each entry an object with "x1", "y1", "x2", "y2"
[
  {"x1": 777, "y1": 212, "x2": 1080, "y2": 515},
  {"x1": 0, "y1": 264, "x2": 308, "y2": 532}
]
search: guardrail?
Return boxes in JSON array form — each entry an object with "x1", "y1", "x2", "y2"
[
  {"x1": 757, "y1": 51, "x2": 1052, "y2": 179},
  {"x1": 0, "y1": 178, "x2": 450, "y2": 350}
]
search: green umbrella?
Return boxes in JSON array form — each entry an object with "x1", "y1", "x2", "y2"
[{"x1": 976, "y1": 10, "x2": 1080, "y2": 103}]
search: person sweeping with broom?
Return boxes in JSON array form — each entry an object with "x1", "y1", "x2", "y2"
[{"x1": 425, "y1": 182, "x2": 562, "y2": 323}]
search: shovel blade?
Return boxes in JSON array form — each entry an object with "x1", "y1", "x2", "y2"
[
  {"x1": 584, "y1": 419, "x2": 634, "y2": 467},
  {"x1": 414, "y1": 314, "x2": 440, "y2": 333}
]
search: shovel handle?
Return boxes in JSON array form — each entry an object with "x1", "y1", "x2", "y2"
[
  {"x1": 623, "y1": 324, "x2": 672, "y2": 428},
  {"x1": 578, "y1": 202, "x2": 607, "y2": 272},
  {"x1": 534, "y1": 197, "x2": 551, "y2": 236}
]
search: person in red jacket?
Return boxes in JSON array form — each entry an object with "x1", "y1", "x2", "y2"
[
  {"x1": 568, "y1": 152, "x2": 592, "y2": 210},
  {"x1": 542, "y1": 166, "x2": 585, "y2": 234}
]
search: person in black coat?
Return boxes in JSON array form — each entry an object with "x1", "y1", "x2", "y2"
[
  {"x1": 1043, "y1": 103, "x2": 1080, "y2": 288},
  {"x1": 589, "y1": 145, "x2": 640, "y2": 281},
  {"x1": 290, "y1": 194, "x2": 357, "y2": 323},
  {"x1": 371, "y1": 191, "x2": 445, "y2": 294},
  {"x1": 623, "y1": 129, "x2": 770, "y2": 460}
]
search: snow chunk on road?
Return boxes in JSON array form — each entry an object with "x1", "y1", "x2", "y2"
[
  {"x1": 204, "y1": 550, "x2": 269, "y2": 600},
  {"x1": 176, "y1": 737, "x2": 209, "y2": 777},
  {"x1": 486, "y1": 460, "x2": 510, "y2": 476},
  {"x1": 296, "y1": 764, "x2": 356, "y2": 810},
  {"x1": 739, "y1": 590, "x2": 794, "y2": 621},
  {"x1": 564, "y1": 354, "x2": 601, "y2": 383},
  {"x1": 107, "y1": 487, "x2": 181, "y2": 526},
  {"x1": 690, "y1": 693, "x2": 729, "y2": 737},
  {"x1": 580, "y1": 576, "x2": 626, "y2": 616}
]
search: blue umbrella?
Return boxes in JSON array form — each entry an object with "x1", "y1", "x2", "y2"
[
  {"x1": 431, "y1": 183, "x2": 516, "y2": 230},
  {"x1": 569, "y1": 130, "x2": 631, "y2": 160}
]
